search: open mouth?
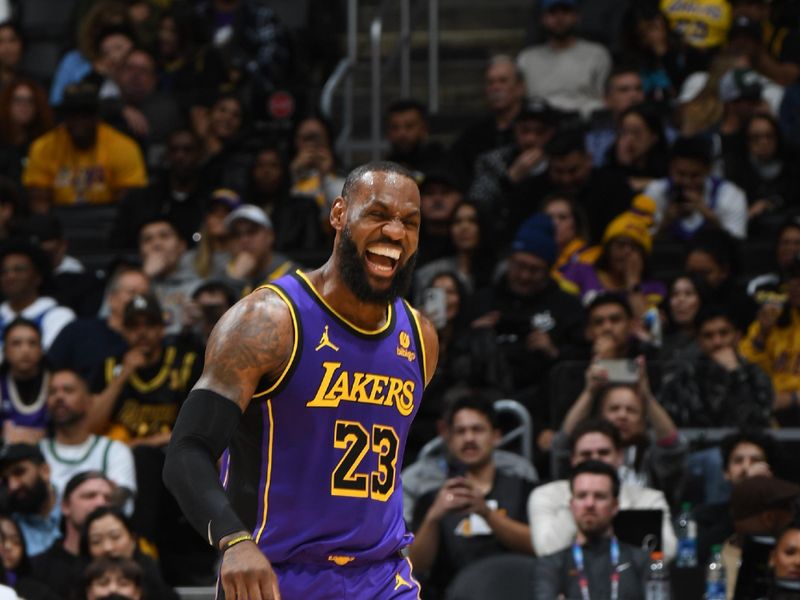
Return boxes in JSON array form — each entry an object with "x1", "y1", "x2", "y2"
[{"x1": 365, "y1": 244, "x2": 401, "y2": 276}]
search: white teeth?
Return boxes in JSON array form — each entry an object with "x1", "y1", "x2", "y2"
[{"x1": 368, "y1": 245, "x2": 401, "y2": 260}]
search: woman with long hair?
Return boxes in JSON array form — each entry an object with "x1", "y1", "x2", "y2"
[
  {"x1": 0, "y1": 79, "x2": 53, "y2": 182},
  {"x1": 0, "y1": 515, "x2": 57, "y2": 600},
  {"x1": 604, "y1": 103, "x2": 669, "y2": 192},
  {"x1": 413, "y1": 199, "x2": 497, "y2": 300},
  {"x1": 660, "y1": 272, "x2": 712, "y2": 360}
]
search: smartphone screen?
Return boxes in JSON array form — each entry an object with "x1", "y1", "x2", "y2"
[{"x1": 423, "y1": 287, "x2": 447, "y2": 330}]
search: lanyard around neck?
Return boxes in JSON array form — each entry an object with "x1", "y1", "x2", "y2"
[{"x1": 571, "y1": 536, "x2": 620, "y2": 600}]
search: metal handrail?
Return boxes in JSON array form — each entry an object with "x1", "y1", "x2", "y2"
[
  {"x1": 417, "y1": 399, "x2": 533, "y2": 463},
  {"x1": 321, "y1": 0, "x2": 440, "y2": 161}
]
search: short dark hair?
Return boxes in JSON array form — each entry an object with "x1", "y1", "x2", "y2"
[
  {"x1": 570, "y1": 459, "x2": 621, "y2": 498},
  {"x1": 3, "y1": 317, "x2": 41, "y2": 344},
  {"x1": 720, "y1": 429, "x2": 776, "y2": 471},
  {"x1": 83, "y1": 557, "x2": 144, "y2": 594},
  {"x1": 386, "y1": 98, "x2": 428, "y2": 121},
  {"x1": 63, "y1": 470, "x2": 112, "y2": 504},
  {"x1": 605, "y1": 65, "x2": 641, "y2": 94},
  {"x1": 444, "y1": 391, "x2": 498, "y2": 429},
  {"x1": 191, "y1": 280, "x2": 238, "y2": 306},
  {"x1": 341, "y1": 161, "x2": 415, "y2": 202},
  {"x1": 137, "y1": 215, "x2": 184, "y2": 243},
  {"x1": 669, "y1": 135, "x2": 712, "y2": 166},
  {"x1": 545, "y1": 128, "x2": 587, "y2": 158},
  {"x1": 591, "y1": 383, "x2": 642, "y2": 416},
  {"x1": 569, "y1": 418, "x2": 623, "y2": 453},
  {"x1": 51, "y1": 367, "x2": 89, "y2": 392},
  {"x1": 694, "y1": 305, "x2": 737, "y2": 333},
  {"x1": 586, "y1": 292, "x2": 633, "y2": 318}
]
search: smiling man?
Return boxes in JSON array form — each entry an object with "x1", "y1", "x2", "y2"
[
  {"x1": 534, "y1": 460, "x2": 649, "y2": 599},
  {"x1": 164, "y1": 161, "x2": 439, "y2": 600}
]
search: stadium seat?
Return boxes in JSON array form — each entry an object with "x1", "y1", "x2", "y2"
[{"x1": 444, "y1": 554, "x2": 537, "y2": 600}]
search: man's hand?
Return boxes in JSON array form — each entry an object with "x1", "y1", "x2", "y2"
[
  {"x1": 584, "y1": 361, "x2": 610, "y2": 395},
  {"x1": 227, "y1": 252, "x2": 258, "y2": 280},
  {"x1": 471, "y1": 310, "x2": 501, "y2": 329},
  {"x1": 427, "y1": 478, "x2": 475, "y2": 521},
  {"x1": 142, "y1": 251, "x2": 170, "y2": 279},
  {"x1": 592, "y1": 335, "x2": 616, "y2": 360},
  {"x1": 526, "y1": 329, "x2": 558, "y2": 358},
  {"x1": 710, "y1": 346, "x2": 739, "y2": 372},
  {"x1": 220, "y1": 540, "x2": 281, "y2": 600},
  {"x1": 122, "y1": 347, "x2": 148, "y2": 374},
  {"x1": 122, "y1": 106, "x2": 150, "y2": 138},
  {"x1": 507, "y1": 148, "x2": 544, "y2": 183}
]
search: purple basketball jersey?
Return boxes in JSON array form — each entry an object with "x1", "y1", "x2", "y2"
[
  {"x1": 221, "y1": 271, "x2": 427, "y2": 566},
  {"x1": 0, "y1": 373, "x2": 49, "y2": 429}
]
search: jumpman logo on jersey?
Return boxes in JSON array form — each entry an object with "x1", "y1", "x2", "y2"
[
  {"x1": 315, "y1": 325, "x2": 340, "y2": 352},
  {"x1": 394, "y1": 572, "x2": 412, "y2": 590}
]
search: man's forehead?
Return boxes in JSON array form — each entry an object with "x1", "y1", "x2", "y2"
[
  {"x1": 573, "y1": 473, "x2": 613, "y2": 493},
  {"x1": 351, "y1": 171, "x2": 419, "y2": 205}
]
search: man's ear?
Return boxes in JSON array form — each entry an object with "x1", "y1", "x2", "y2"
[{"x1": 330, "y1": 197, "x2": 346, "y2": 232}]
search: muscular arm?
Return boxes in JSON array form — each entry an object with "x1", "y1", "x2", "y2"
[{"x1": 163, "y1": 288, "x2": 295, "y2": 544}]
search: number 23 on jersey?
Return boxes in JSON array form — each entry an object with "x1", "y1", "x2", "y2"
[{"x1": 331, "y1": 419, "x2": 399, "y2": 501}]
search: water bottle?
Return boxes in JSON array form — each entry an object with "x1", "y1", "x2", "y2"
[
  {"x1": 676, "y1": 502, "x2": 698, "y2": 567},
  {"x1": 705, "y1": 544, "x2": 726, "y2": 600},
  {"x1": 646, "y1": 551, "x2": 670, "y2": 600}
]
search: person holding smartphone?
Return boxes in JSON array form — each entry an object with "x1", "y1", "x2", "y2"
[{"x1": 408, "y1": 395, "x2": 534, "y2": 597}]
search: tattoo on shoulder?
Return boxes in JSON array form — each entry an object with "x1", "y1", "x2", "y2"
[{"x1": 200, "y1": 289, "x2": 294, "y2": 405}]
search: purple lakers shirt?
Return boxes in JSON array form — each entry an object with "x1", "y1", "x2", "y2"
[{"x1": 221, "y1": 270, "x2": 427, "y2": 566}]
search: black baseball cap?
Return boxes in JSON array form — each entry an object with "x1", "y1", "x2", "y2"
[
  {"x1": 123, "y1": 293, "x2": 164, "y2": 327},
  {"x1": 0, "y1": 443, "x2": 45, "y2": 469}
]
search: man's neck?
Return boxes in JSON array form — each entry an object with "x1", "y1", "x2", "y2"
[
  {"x1": 62, "y1": 525, "x2": 81, "y2": 556},
  {"x1": 311, "y1": 264, "x2": 391, "y2": 331},
  {"x1": 169, "y1": 173, "x2": 197, "y2": 194},
  {"x1": 575, "y1": 527, "x2": 613, "y2": 546},
  {"x1": 54, "y1": 422, "x2": 91, "y2": 446},
  {"x1": 494, "y1": 102, "x2": 522, "y2": 131},
  {"x1": 548, "y1": 36, "x2": 576, "y2": 51},
  {"x1": 8, "y1": 294, "x2": 36, "y2": 313},
  {"x1": 466, "y1": 461, "x2": 496, "y2": 491}
]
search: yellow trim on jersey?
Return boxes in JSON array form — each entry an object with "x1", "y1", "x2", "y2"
[
  {"x1": 252, "y1": 284, "x2": 299, "y2": 399},
  {"x1": 405, "y1": 301, "x2": 427, "y2": 386},
  {"x1": 297, "y1": 270, "x2": 393, "y2": 336},
  {"x1": 255, "y1": 399, "x2": 275, "y2": 543},
  {"x1": 405, "y1": 556, "x2": 424, "y2": 600}
]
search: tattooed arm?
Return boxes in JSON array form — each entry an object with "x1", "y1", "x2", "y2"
[{"x1": 164, "y1": 288, "x2": 293, "y2": 600}]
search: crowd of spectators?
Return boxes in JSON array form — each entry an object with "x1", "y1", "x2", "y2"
[{"x1": 0, "y1": 0, "x2": 795, "y2": 598}]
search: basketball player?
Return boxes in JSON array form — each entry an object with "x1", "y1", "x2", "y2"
[{"x1": 164, "y1": 161, "x2": 438, "y2": 599}]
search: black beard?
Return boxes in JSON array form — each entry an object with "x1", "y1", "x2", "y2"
[
  {"x1": 337, "y1": 227, "x2": 416, "y2": 305},
  {"x1": 549, "y1": 26, "x2": 575, "y2": 41},
  {"x1": 9, "y1": 475, "x2": 49, "y2": 514}
]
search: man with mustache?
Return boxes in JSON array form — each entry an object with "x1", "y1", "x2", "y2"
[
  {"x1": 164, "y1": 161, "x2": 438, "y2": 599},
  {"x1": 40, "y1": 369, "x2": 135, "y2": 503},
  {"x1": 0, "y1": 443, "x2": 59, "y2": 556},
  {"x1": 534, "y1": 460, "x2": 649, "y2": 599},
  {"x1": 408, "y1": 394, "x2": 534, "y2": 597}
]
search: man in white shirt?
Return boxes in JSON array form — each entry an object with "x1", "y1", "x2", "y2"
[
  {"x1": 644, "y1": 136, "x2": 748, "y2": 240},
  {"x1": 517, "y1": 0, "x2": 611, "y2": 118},
  {"x1": 39, "y1": 368, "x2": 136, "y2": 505},
  {"x1": 0, "y1": 242, "x2": 74, "y2": 361},
  {"x1": 528, "y1": 418, "x2": 677, "y2": 560}
]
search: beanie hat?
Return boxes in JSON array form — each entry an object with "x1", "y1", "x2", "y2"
[
  {"x1": 511, "y1": 213, "x2": 557, "y2": 265},
  {"x1": 601, "y1": 195, "x2": 656, "y2": 254}
]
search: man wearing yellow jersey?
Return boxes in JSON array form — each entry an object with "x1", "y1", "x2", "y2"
[
  {"x1": 661, "y1": 0, "x2": 732, "y2": 51},
  {"x1": 23, "y1": 82, "x2": 146, "y2": 212}
]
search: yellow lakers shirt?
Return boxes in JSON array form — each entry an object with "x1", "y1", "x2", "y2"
[
  {"x1": 23, "y1": 122, "x2": 147, "y2": 205},
  {"x1": 661, "y1": 0, "x2": 732, "y2": 49}
]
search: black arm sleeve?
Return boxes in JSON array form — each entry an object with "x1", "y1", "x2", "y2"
[{"x1": 163, "y1": 388, "x2": 246, "y2": 547}]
